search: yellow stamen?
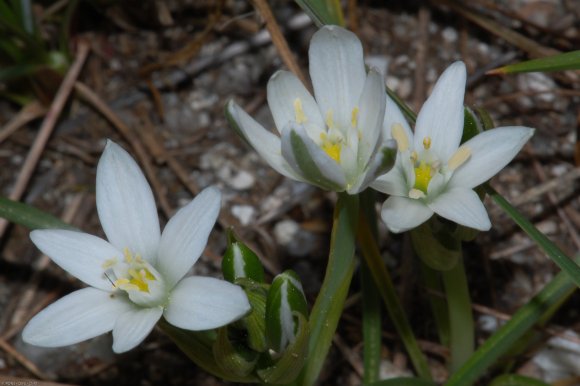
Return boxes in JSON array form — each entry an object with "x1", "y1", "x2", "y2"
[
  {"x1": 422, "y1": 136, "x2": 432, "y2": 150},
  {"x1": 293, "y1": 98, "x2": 307, "y2": 124},
  {"x1": 325, "y1": 110, "x2": 334, "y2": 129},
  {"x1": 391, "y1": 123, "x2": 409, "y2": 152},
  {"x1": 413, "y1": 161, "x2": 432, "y2": 193},
  {"x1": 351, "y1": 107, "x2": 359, "y2": 128},
  {"x1": 448, "y1": 146, "x2": 471, "y2": 171},
  {"x1": 102, "y1": 257, "x2": 118, "y2": 269},
  {"x1": 123, "y1": 248, "x2": 132, "y2": 263},
  {"x1": 410, "y1": 151, "x2": 418, "y2": 163},
  {"x1": 320, "y1": 133, "x2": 342, "y2": 163}
]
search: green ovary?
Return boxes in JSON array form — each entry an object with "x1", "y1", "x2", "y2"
[{"x1": 414, "y1": 161, "x2": 432, "y2": 193}]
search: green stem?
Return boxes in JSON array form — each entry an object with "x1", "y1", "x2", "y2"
[
  {"x1": 419, "y1": 262, "x2": 450, "y2": 347},
  {"x1": 441, "y1": 256, "x2": 474, "y2": 371},
  {"x1": 359, "y1": 190, "x2": 382, "y2": 384},
  {"x1": 297, "y1": 192, "x2": 359, "y2": 386},
  {"x1": 445, "y1": 257, "x2": 579, "y2": 386},
  {"x1": 357, "y1": 214, "x2": 432, "y2": 380}
]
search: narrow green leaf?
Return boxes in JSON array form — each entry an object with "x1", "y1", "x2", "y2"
[
  {"x1": 485, "y1": 185, "x2": 580, "y2": 288},
  {"x1": 358, "y1": 208, "x2": 433, "y2": 380},
  {"x1": 297, "y1": 192, "x2": 358, "y2": 386},
  {"x1": 366, "y1": 378, "x2": 437, "y2": 386},
  {"x1": 488, "y1": 50, "x2": 580, "y2": 74},
  {"x1": 359, "y1": 189, "x2": 382, "y2": 384},
  {"x1": 445, "y1": 256, "x2": 579, "y2": 386},
  {"x1": 490, "y1": 374, "x2": 549, "y2": 386},
  {"x1": 0, "y1": 196, "x2": 76, "y2": 231},
  {"x1": 293, "y1": 0, "x2": 344, "y2": 28}
]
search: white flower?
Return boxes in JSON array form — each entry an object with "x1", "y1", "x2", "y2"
[
  {"x1": 372, "y1": 61, "x2": 534, "y2": 233},
  {"x1": 226, "y1": 25, "x2": 396, "y2": 194},
  {"x1": 22, "y1": 141, "x2": 251, "y2": 353}
]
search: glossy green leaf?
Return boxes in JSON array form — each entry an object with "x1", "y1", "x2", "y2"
[{"x1": 488, "y1": 50, "x2": 580, "y2": 74}]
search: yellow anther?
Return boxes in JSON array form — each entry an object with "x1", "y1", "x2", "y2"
[
  {"x1": 410, "y1": 151, "x2": 418, "y2": 164},
  {"x1": 320, "y1": 132, "x2": 342, "y2": 163},
  {"x1": 391, "y1": 123, "x2": 409, "y2": 152},
  {"x1": 351, "y1": 107, "x2": 359, "y2": 128},
  {"x1": 413, "y1": 161, "x2": 432, "y2": 193},
  {"x1": 123, "y1": 248, "x2": 132, "y2": 263},
  {"x1": 422, "y1": 136, "x2": 432, "y2": 150},
  {"x1": 448, "y1": 146, "x2": 471, "y2": 171},
  {"x1": 325, "y1": 110, "x2": 334, "y2": 129},
  {"x1": 293, "y1": 98, "x2": 307, "y2": 124}
]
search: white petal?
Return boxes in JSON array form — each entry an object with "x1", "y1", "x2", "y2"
[
  {"x1": 281, "y1": 122, "x2": 347, "y2": 191},
  {"x1": 351, "y1": 140, "x2": 397, "y2": 194},
  {"x1": 226, "y1": 100, "x2": 305, "y2": 182},
  {"x1": 309, "y1": 25, "x2": 366, "y2": 129},
  {"x1": 414, "y1": 62, "x2": 466, "y2": 161},
  {"x1": 371, "y1": 152, "x2": 409, "y2": 196},
  {"x1": 428, "y1": 188, "x2": 491, "y2": 230},
  {"x1": 158, "y1": 187, "x2": 221, "y2": 288},
  {"x1": 164, "y1": 276, "x2": 251, "y2": 330},
  {"x1": 381, "y1": 196, "x2": 433, "y2": 233},
  {"x1": 30, "y1": 229, "x2": 121, "y2": 290},
  {"x1": 267, "y1": 70, "x2": 324, "y2": 138},
  {"x1": 383, "y1": 95, "x2": 413, "y2": 142},
  {"x1": 356, "y1": 68, "x2": 386, "y2": 169},
  {"x1": 112, "y1": 306, "x2": 163, "y2": 353},
  {"x1": 448, "y1": 126, "x2": 534, "y2": 189},
  {"x1": 97, "y1": 140, "x2": 161, "y2": 263},
  {"x1": 22, "y1": 288, "x2": 132, "y2": 347}
]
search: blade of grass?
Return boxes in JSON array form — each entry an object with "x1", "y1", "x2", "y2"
[
  {"x1": 0, "y1": 196, "x2": 76, "y2": 231},
  {"x1": 487, "y1": 50, "x2": 580, "y2": 75},
  {"x1": 485, "y1": 185, "x2": 580, "y2": 288},
  {"x1": 293, "y1": 0, "x2": 344, "y2": 28}
]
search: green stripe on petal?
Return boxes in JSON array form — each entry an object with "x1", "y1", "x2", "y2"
[
  {"x1": 282, "y1": 123, "x2": 346, "y2": 191},
  {"x1": 222, "y1": 229, "x2": 265, "y2": 284}
]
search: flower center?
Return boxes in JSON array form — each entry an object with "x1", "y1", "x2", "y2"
[
  {"x1": 103, "y1": 248, "x2": 167, "y2": 307},
  {"x1": 319, "y1": 132, "x2": 342, "y2": 163},
  {"x1": 413, "y1": 160, "x2": 432, "y2": 193}
]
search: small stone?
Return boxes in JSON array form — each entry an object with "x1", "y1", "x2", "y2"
[
  {"x1": 442, "y1": 27, "x2": 458, "y2": 43},
  {"x1": 231, "y1": 205, "x2": 255, "y2": 226},
  {"x1": 274, "y1": 220, "x2": 300, "y2": 246},
  {"x1": 227, "y1": 169, "x2": 255, "y2": 190}
]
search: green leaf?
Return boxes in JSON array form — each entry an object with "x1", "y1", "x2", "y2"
[
  {"x1": 485, "y1": 185, "x2": 580, "y2": 288},
  {"x1": 489, "y1": 374, "x2": 549, "y2": 386},
  {"x1": 293, "y1": 0, "x2": 344, "y2": 28},
  {"x1": 297, "y1": 192, "x2": 358, "y2": 385},
  {"x1": 366, "y1": 378, "x2": 437, "y2": 386},
  {"x1": 222, "y1": 229, "x2": 265, "y2": 283},
  {"x1": 0, "y1": 196, "x2": 76, "y2": 231},
  {"x1": 410, "y1": 220, "x2": 460, "y2": 271},
  {"x1": 213, "y1": 327, "x2": 259, "y2": 377},
  {"x1": 235, "y1": 278, "x2": 269, "y2": 352},
  {"x1": 445, "y1": 256, "x2": 579, "y2": 386},
  {"x1": 488, "y1": 50, "x2": 580, "y2": 74}
]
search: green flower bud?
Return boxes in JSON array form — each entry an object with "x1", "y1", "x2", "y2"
[
  {"x1": 265, "y1": 270, "x2": 309, "y2": 353},
  {"x1": 222, "y1": 229, "x2": 265, "y2": 283}
]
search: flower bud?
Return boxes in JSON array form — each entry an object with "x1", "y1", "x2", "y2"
[
  {"x1": 265, "y1": 270, "x2": 309, "y2": 353},
  {"x1": 222, "y1": 229, "x2": 265, "y2": 283}
]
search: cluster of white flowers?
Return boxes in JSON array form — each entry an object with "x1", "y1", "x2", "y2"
[{"x1": 23, "y1": 25, "x2": 533, "y2": 355}]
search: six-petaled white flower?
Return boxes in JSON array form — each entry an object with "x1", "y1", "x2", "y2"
[
  {"x1": 372, "y1": 61, "x2": 534, "y2": 233},
  {"x1": 22, "y1": 141, "x2": 251, "y2": 353},
  {"x1": 226, "y1": 25, "x2": 396, "y2": 194}
]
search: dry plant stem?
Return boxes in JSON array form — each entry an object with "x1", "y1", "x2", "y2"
[
  {"x1": 0, "y1": 338, "x2": 51, "y2": 380},
  {"x1": 0, "y1": 101, "x2": 47, "y2": 145},
  {"x1": 251, "y1": 0, "x2": 308, "y2": 86},
  {"x1": 0, "y1": 42, "x2": 90, "y2": 239},
  {"x1": 509, "y1": 167, "x2": 580, "y2": 207},
  {"x1": 0, "y1": 377, "x2": 77, "y2": 386},
  {"x1": 73, "y1": 81, "x2": 172, "y2": 218}
]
